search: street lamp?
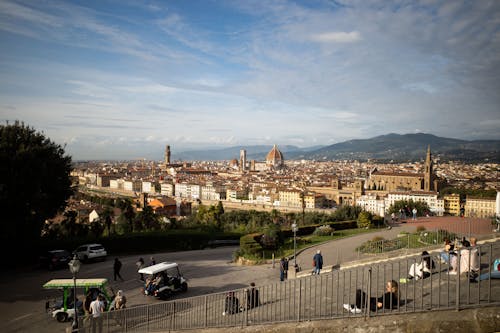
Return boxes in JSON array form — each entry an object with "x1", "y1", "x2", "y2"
[
  {"x1": 68, "y1": 255, "x2": 81, "y2": 331},
  {"x1": 292, "y1": 223, "x2": 298, "y2": 266}
]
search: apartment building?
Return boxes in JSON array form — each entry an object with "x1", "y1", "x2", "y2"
[
  {"x1": 464, "y1": 196, "x2": 496, "y2": 218},
  {"x1": 444, "y1": 193, "x2": 461, "y2": 216}
]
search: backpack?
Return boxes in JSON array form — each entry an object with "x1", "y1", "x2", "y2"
[{"x1": 493, "y1": 258, "x2": 500, "y2": 271}]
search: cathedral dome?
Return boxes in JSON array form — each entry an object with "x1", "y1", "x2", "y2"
[{"x1": 266, "y1": 144, "x2": 284, "y2": 166}]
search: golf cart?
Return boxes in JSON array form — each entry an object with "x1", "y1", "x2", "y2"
[
  {"x1": 43, "y1": 278, "x2": 114, "y2": 323},
  {"x1": 139, "y1": 262, "x2": 188, "y2": 300}
]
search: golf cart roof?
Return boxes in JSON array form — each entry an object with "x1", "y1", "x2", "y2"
[
  {"x1": 138, "y1": 262, "x2": 178, "y2": 275},
  {"x1": 43, "y1": 278, "x2": 108, "y2": 289}
]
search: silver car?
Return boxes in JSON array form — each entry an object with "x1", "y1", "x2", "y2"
[{"x1": 74, "y1": 243, "x2": 107, "y2": 262}]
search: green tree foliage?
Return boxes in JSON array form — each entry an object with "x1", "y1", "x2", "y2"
[
  {"x1": 260, "y1": 222, "x2": 282, "y2": 249},
  {"x1": 357, "y1": 211, "x2": 371, "y2": 229},
  {"x1": 117, "y1": 199, "x2": 135, "y2": 231},
  {"x1": 387, "y1": 200, "x2": 430, "y2": 216},
  {"x1": 0, "y1": 122, "x2": 73, "y2": 259},
  {"x1": 136, "y1": 205, "x2": 160, "y2": 231}
]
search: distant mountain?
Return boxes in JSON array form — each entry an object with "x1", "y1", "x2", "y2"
[
  {"x1": 173, "y1": 133, "x2": 500, "y2": 162},
  {"x1": 287, "y1": 133, "x2": 500, "y2": 162},
  {"x1": 174, "y1": 145, "x2": 323, "y2": 161}
]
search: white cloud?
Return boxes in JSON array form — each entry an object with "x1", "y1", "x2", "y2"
[{"x1": 310, "y1": 31, "x2": 362, "y2": 43}]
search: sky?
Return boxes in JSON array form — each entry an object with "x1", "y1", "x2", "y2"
[{"x1": 1, "y1": 0, "x2": 499, "y2": 160}]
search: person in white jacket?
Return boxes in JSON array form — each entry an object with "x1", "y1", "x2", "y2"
[{"x1": 408, "y1": 251, "x2": 435, "y2": 280}]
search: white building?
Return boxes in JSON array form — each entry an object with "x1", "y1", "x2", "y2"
[
  {"x1": 356, "y1": 194, "x2": 386, "y2": 217},
  {"x1": 160, "y1": 182, "x2": 174, "y2": 197},
  {"x1": 386, "y1": 191, "x2": 444, "y2": 216},
  {"x1": 175, "y1": 183, "x2": 201, "y2": 200}
]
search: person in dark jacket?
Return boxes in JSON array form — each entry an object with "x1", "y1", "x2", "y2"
[
  {"x1": 223, "y1": 291, "x2": 240, "y2": 315},
  {"x1": 313, "y1": 250, "x2": 323, "y2": 275},
  {"x1": 343, "y1": 280, "x2": 399, "y2": 313},
  {"x1": 246, "y1": 282, "x2": 259, "y2": 309},
  {"x1": 113, "y1": 258, "x2": 124, "y2": 281}
]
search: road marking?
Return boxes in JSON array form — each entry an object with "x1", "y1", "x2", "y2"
[{"x1": 10, "y1": 313, "x2": 33, "y2": 322}]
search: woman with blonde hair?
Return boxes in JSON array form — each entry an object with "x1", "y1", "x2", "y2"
[{"x1": 344, "y1": 280, "x2": 399, "y2": 314}]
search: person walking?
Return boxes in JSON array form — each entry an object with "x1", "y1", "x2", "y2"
[
  {"x1": 313, "y1": 250, "x2": 323, "y2": 275},
  {"x1": 136, "y1": 257, "x2": 145, "y2": 281},
  {"x1": 113, "y1": 258, "x2": 124, "y2": 281},
  {"x1": 284, "y1": 258, "x2": 289, "y2": 280}
]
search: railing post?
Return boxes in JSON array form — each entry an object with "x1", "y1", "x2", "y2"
[
  {"x1": 297, "y1": 279, "x2": 302, "y2": 322},
  {"x1": 204, "y1": 295, "x2": 208, "y2": 328},
  {"x1": 366, "y1": 268, "x2": 372, "y2": 319},
  {"x1": 245, "y1": 294, "x2": 248, "y2": 326},
  {"x1": 146, "y1": 304, "x2": 149, "y2": 332},
  {"x1": 456, "y1": 250, "x2": 461, "y2": 311}
]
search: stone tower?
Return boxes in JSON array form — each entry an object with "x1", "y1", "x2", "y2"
[
  {"x1": 424, "y1": 145, "x2": 433, "y2": 191},
  {"x1": 240, "y1": 149, "x2": 247, "y2": 171},
  {"x1": 165, "y1": 145, "x2": 171, "y2": 166}
]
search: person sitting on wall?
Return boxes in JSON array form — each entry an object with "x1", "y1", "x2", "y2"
[
  {"x1": 343, "y1": 280, "x2": 399, "y2": 314},
  {"x1": 222, "y1": 291, "x2": 240, "y2": 315},
  {"x1": 408, "y1": 251, "x2": 435, "y2": 280}
]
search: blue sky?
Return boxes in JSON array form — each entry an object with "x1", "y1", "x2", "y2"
[{"x1": 1, "y1": 0, "x2": 499, "y2": 160}]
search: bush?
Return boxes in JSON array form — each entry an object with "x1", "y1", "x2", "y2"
[
  {"x1": 313, "y1": 225, "x2": 334, "y2": 236},
  {"x1": 416, "y1": 226, "x2": 426, "y2": 232},
  {"x1": 357, "y1": 211, "x2": 371, "y2": 229},
  {"x1": 239, "y1": 233, "x2": 263, "y2": 256}
]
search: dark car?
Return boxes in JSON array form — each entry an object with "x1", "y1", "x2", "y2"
[{"x1": 39, "y1": 250, "x2": 72, "y2": 270}]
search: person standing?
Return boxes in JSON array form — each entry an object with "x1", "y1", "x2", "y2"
[
  {"x1": 113, "y1": 258, "x2": 124, "y2": 281},
  {"x1": 114, "y1": 290, "x2": 127, "y2": 309},
  {"x1": 412, "y1": 208, "x2": 417, "y2": 220},
  {"x1": 150, "y1": 256, "x2": 156, "y2": 266},
  {"x1": 136, "y1": 257, "x2": 145, "y2": 281},
  {"x1": 283, "y1": 258, "x2": 289, "y2": 280},
  {"x1": 89, "y1": 294, "x2": 104, "y2": 333},
  {"x1": 279, "y1": 258, "x2": 286, "y2": 281},
  {"x1": 313, "y1": 250, "x2": 323, "y2": 275}
]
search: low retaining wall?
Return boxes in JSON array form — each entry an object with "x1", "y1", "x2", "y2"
[{"x1": 176, "y1": 306, "x2": 500, "y2": 333}]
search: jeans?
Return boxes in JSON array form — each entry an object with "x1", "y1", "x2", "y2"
[{"x1": 478, "y1": 271, "x2": 500, "y2": 281}]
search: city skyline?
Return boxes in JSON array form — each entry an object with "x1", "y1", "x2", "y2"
[{"x1": 1, "y1": 0, "x2": 499, "y2": 160}]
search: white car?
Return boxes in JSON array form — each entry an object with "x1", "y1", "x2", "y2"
[{"x1": 74, "y1": 243, "x2": 107, "y2": 262}]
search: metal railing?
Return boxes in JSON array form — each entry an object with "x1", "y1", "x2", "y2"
[{"x1": 78, "y1": 241, "x2": 500, "y2": 332}]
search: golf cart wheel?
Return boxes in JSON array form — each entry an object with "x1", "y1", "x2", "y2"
[
  {"x1": 181, "y1": 283, "x2": 188, "y2": 292},
  {"x1": 56, "y1": 312, "x2": 68, "y2": 322}
]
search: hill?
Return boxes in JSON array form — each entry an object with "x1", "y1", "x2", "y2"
[
  {"x1": 288, "y1": 133, "x2": 500, "y2": 162},
  {"x1": 174, "y1": 133, "x2": 500, "y2": 162}
]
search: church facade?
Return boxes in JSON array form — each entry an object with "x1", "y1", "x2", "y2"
[{"x1": 366, "y1": 146, "x2": 438, "y2": 192}]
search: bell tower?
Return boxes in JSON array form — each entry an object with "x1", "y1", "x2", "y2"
[
  {"x1": 424, "y1": 145, "x2": 433, "y2": 191},
  {"x1": 165, "y1": 145, "x2": 171, "y2": 166}
]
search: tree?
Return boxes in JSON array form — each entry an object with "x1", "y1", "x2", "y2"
[
  {"x1": 357, "y1": 211, "x2": 371, "y2": 229},
  {"x1": 0, "y1": 122, "x2": 73, "y2": 261}
]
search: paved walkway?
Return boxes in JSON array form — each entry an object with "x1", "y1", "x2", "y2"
[{"x1": 294, "y1": 216, "x2": 498, "y2": 275}]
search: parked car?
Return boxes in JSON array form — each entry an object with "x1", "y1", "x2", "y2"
[
  {"x1": 74, "y1": 243, "x2": 107, "y2": 262},
  {"x1": 39, "y1": 250, "x2": 72, "y2": 270}
]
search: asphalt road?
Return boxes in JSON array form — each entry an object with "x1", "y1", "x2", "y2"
[{"x1": 0, "y1": 246, "x2": 279, "y2": 333}]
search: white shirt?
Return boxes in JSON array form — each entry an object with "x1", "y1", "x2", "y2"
[{"x1": 89, "y1": 299, "x2": 104, "y2": 318}]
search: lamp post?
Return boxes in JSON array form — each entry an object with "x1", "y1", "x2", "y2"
[
  {"x1": 292, "y1": 222, "x2": 298, "y2": 266},
  {"x1": 68, "y1": 255, "x2": 81, "y2": 332}
]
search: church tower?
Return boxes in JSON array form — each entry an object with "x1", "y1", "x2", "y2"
[
  {"x1": 424, "y1": 145, "x2": 433, "y2": 191},
  {"x1": 165, "y1": 145, "x2": 171, "y2": 166},
  {"x1": 240, "y1": 149, "x2": 247, "y2": 171}
]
